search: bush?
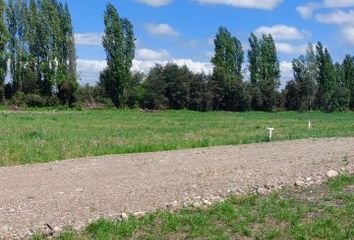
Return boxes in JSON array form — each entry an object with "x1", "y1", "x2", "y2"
[
  {"x1": 46, "y1": 95, "x2": 60, "y2": 107},
  {"x1": 24, "y1": 94, "x2": 46, "y2": 107},
  {"x1": 10, "y1": 92, "x2": 26, "y2": 107},
  {"x1": 325, "y1": 87, "x2": 350, "y2": 112}
]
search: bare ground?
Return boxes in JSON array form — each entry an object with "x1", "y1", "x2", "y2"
[{"x1": 0, "y1": 138, "x2": 354, "y2": 239}]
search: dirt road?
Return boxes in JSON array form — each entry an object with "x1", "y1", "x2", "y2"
[{"x1": 1, "y1": 138, "x2": 353, "y2": 239}]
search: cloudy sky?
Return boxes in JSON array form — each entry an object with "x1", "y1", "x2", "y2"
[{"x1": 70, "y1": 0, "x2": 354, "y2": 86}]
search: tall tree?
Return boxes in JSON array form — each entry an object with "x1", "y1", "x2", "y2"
[
  {"x1": 315, "y1": 42, "x2": 336, "y2": 109},
  {"x1": 210, "y1": 26, "x2": 245, "y2": 111},
  {"x1": 248, "y1": 33, "x2": 263, "y2": 110},
  {"x1": 0, "y1": 0, "x2": 7, "y2": 103},
  {"x1": 121, "y1": 18, "x2": 136, "y2": 108},
  {"x1": 6, "y1": 0, "x2": 19, "y2": 92},
  {"x1": 289, "y1": 45, "x2": 317, "y2": 112},
  {"x1": 100, "y1": 3, "x2": 135, "y2": 108},
  {"x1": 304, "y1": 43, "x2": 317, "y2": 110},
  {"x1": 342, "y1": 54, "x2": 354, "y2": 110},
  {"x1": 258, "y1": 34, "x2": 280, "y2": 111},
  {"x1": 57, "y1": 2, "x2": 77, "y2": 106}
]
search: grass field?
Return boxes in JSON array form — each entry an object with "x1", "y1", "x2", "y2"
[
  {"x1": 32, "y1": 175, "x2": 354, "y2": 240},
  {"x1": 1, "y1": 109, "x2": 354, "y2": 166}
]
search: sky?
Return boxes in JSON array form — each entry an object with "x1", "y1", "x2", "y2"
[{"x1": 68, "y1": 0, "x2": 354, "y2": 86}]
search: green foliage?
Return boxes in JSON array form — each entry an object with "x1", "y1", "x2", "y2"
[
  {"x1": 325, "y1": 85, "x2": 350, "y2": 112},
  {"x1": 316, "y1": 42, "x2": 336, "y2": 109},
  {"x1": 9, "y1": 91, "x2": 26, "y2": 106},
  {"x1": 258, "y1": 34, "x2": 280, "y2": 111},
  {"x1": 342, "y1": 55, "x2": 354, "y2": 110},
  {"x1": 209, "y1": 27, "x2": 247, "y2": 111},
  {"x1": 24, "y1": 94, "x2": 46, "y2": 107},
  {"x1": 248, "y1": 33, "x2": 280, "y2": 112},
  {"x1": 100, "y1": 3, "x2": 136, "y2": 108},
  {"x1": 285, "y1": 44, "x2": 317, "y2": 112},
  {"x1": 284, "y1": 80, "x2": 299, "y2": 111},
  {"x1": 212, "y1": 26, "x2": 244, "y2": 78},
  {"x1": 188, "y1": 73, "x2": 210, "y2": 111},
  {"x1": 4, "y1": 0, "x2": 77, "y2": 104},
  {"x1": 140, "y1": 64, "x2": 167, "y2": 109},
  {"x1": 0, "y1": 0, "x2": 7, "y2": 103},
  {"x1": 75, "y1": 84, "x2": 114, "y2": 109}
]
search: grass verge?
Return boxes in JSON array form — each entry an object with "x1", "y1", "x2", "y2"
[
  {"x1": 1, "y1": 110, "x2": 354, "y2": 166},
  {"x1": 32, "y1": 175, "x2": 354, "y2": 240}
]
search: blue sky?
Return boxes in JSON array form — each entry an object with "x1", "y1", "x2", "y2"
[{"x1": 69, "y1": 0, "x2": 354, "y2": 86}]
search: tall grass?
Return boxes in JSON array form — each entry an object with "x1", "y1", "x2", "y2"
[{"x1": 1, "y1": 109, "x2": 353, "y2": 166}]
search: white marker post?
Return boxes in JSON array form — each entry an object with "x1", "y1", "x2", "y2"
[
  {"x1": 267, "y1": 128, "x2": 274, "y2": 141},
  {"x1": 308, "y1": 121, "x2": 312, "y2": 130}
]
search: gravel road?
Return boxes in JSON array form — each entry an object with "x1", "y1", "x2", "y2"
[{"x1": 0, "y1": 138, "x2": 353, "y2": 239}]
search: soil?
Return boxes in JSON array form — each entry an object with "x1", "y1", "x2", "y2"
[{"x1": 0, "y1": 138, "x2": 353, "y2": 239}]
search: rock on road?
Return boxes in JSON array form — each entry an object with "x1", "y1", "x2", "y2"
[{"x1": 0, "y1": 138, "x2": 354, "y2": 239}]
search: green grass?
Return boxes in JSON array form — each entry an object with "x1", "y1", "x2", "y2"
[
  {"x1": 32, "y1": 175, "x2": 354, "y2": 240},
  {"x1": 1, "y1": 109, "x2": 354, "y2": 166}
]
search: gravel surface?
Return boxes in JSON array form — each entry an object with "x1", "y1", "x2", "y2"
[{"x1": 0, "y1": 138, "x2": 353, "y2": 239}]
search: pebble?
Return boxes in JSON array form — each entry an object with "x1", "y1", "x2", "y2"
[
  {"x1": 202, "y1": 199, "x2": 212, "y2": 206},
  {"x1": 133, "y1": 211, "x2": 145, "y2": 218},
  {"x1": 192, "y1": 201, "x2": 202, "y2": 208},
  {"x1": 326, "y1": 170, "x2": 339, "y2": 178},
  {"x1": 168, "y1": 200, "x2": 178, "y2": 209},
  {"x1": 294, "y1": 180, "x2": 305, "y2": 187},
  {"x1": 121, "y1": 212, "x2": 129, "y2": 220},
  {"x1": 306, "y1": 177, "x2": 313, "y2": 182}
]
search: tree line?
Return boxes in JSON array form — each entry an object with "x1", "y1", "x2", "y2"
[
  {"x1": 0, "y1": 0, "x2": 77, "y2": 107},
  {"x1": 0, "y1": 2, "x2": 353, "y2": 112}
]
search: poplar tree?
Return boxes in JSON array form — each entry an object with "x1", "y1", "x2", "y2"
[
  {"x1": 6, "y1": 0, "x2": 18, "y2": 93},
  {"x1": 57, "y1": 2, "x2": 77, "y2": 106},
  {"x1": 121, "y1": 18, "x2": 136, "y2": 108},
  {"x1": 287, "y1": 43, "x2": 317, "y2": 112},
  {"x1": 100, "y1": 3, "x2": 136, "y2": 108},
  {"x1": 315, "y1": 42, "x2": 335, "y2": 109},
  {"x1": 258, "y1": 34, "x2": 280, "y2": 111},
  {"x1": 342, "y1": 55, "x2": 354, "y2": 110},
  {"x1": 210, "y1": 26, "x2": 244, "y2": 111},
  {"x1": 0, "y1": 0, "x2": 7, "y2": 103},
  {"x1": 248, "y1": 33, "x2": 262, "y2": 110}
]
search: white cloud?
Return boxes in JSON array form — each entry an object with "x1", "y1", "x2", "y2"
[
  {"x1": 276, "y1": 42, "x2": 307, "y2": 55},
  {"x1": 77, "y1": 59, "x2": 107, "y2": 85},
  {"x1": 74, "y1": 33, "x2": 102, "y2": 46},
  {"x1": 132, "y1": 59, "x2": 213, "y2": 74},
  {"x1": 280, "y1": 61, "x2": 293, "y2": 87},
  {"x1": 296, "y1": 4, "x2": 318, "y2": 18},
  {"x1": 136, "y1": 49, "x2": 170, "y2": 60},
  {"x1": 194, "y1": 0, "x2": 283, "y2": 10},
  {"x1": 146, "y1": 23, "x2": 179, "y2": 36},
  {"x1": 255, "y1": 25, "x2": 309, "y2": 40},
  {"x1": 323, "y1": 0, "x2": 354, "y2": 8},
  {"x1": 342, "y1": 25, "x2": 354, "y2": 45},
  {"x1": 315, "y1": 9, "x2": 354, "y2": 25},
  {"x1": 297, "y1": 0, "x2": 354, "y2": 19},
  {"x1": 134, "y1": 0, "x2": 172, "y2": 7}
]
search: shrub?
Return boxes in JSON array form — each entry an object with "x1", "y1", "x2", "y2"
[
  {"x1": 46, "y1": 95, "x2": 60, "y2": 107},
  {"x1": 10, "y1": 92, "x2": 26, "y2": 107},
  {"x1": 24, "y1": 94, "x2": 46, "y2": 107}
]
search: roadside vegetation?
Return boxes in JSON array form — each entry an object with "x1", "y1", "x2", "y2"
[
  {"x1": 32, "y1": 175, "x2": 354, "y2": 240},
  {"x1": 1, "y1": 1, "x2": 354, "y2": 113},
  {"x1": 1, "y1": 110, "x2": 353, "y2": 166}
]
